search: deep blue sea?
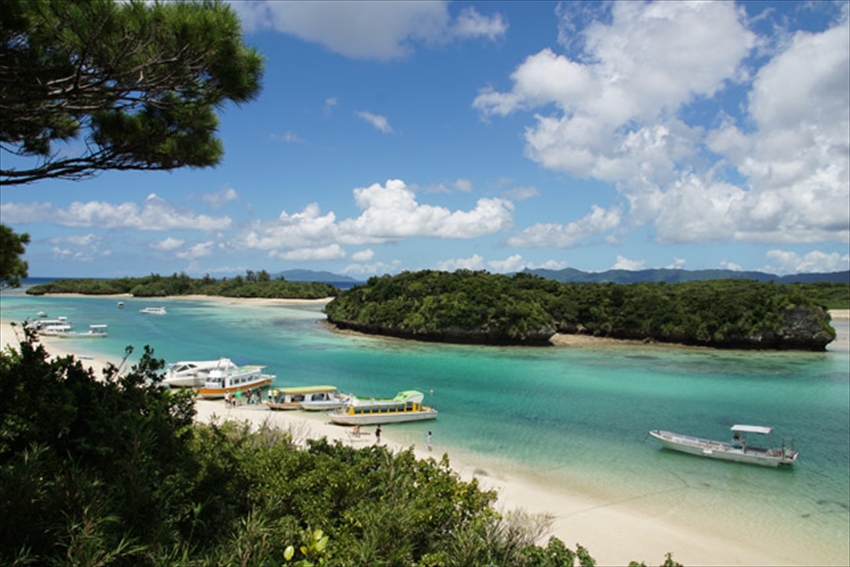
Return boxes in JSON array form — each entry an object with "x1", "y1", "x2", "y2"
[{"x1": 2, "y1": 287, "x2": 848, "y2": 565}]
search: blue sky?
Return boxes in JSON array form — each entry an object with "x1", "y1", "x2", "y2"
[{"x1": 2, "y1": 0, "x2": 849, "y2": 279}]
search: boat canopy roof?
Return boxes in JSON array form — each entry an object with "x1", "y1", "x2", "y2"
[
  {"x1": 273, "y1": 385, "x2": 338, "y2": 394},
  {"x1": 348, "y1": 390, "x2": 425, "y2": 406},
  {"x1": 731, "y1": 424, "x2": 773, "y2": 435}
]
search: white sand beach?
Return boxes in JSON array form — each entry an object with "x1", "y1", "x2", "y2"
[{"x1": 2, "y1": 311, "x2": 846, "y2": 566}]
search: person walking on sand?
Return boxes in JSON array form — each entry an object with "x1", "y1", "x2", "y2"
[
  {"x1": 427, "y1": 431, "x2": 432, "y2": 451},
  {"x1": 375, "y1": 425, "x2": 382, "y2": 445}
]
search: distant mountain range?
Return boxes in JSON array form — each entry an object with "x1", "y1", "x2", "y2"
[
  {"x1": 521, "y1": 267, "x2": 850, "y2": 284},
  {"x1": 274, "y1": 269, "x2": 361, "y2": 283},
  {"x1": 277, "y1": 268, "x2": 849, "y2": 286}
]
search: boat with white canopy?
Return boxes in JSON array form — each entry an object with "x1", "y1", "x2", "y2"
[{"x1": 649, "y1": 425, "x2": 797, "y2": 467}]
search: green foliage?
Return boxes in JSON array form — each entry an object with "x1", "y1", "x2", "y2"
[
  {"x1": 325, "y1": 270, "x2": 557, "y2": 345},
  {"x1": 325, "y1": 271, "x2": 838, "y2": 350},
  {"x1": 788, "y1": 282, "x2": 850, "y2": 310},
  {"x1": 1, "y1": 0, "x2": 263, "y2": 185},
  {"x1": 26, "y1": 271, "x2": 339, "y2": 299},
  {"x1": 0, "y1": 223, "x2": 29, "y2": 288}
]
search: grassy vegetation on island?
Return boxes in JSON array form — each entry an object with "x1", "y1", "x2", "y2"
[
  {"x1": 25, "y1": 271, "x2": 339, "y2": 300},
  {"x1": 324, "y1": 270, "x2": 840, "y2": 350},
  {"x1": 0, "y1": 337, "x2": 682, "y2": 566}
]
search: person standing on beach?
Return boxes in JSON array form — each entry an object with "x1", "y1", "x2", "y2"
[
  {"x1": 427, "y1": 431, "x2": 432, "y2": 451},
  {"x1": 375, "y1": 425, "x2": 382, "y2": 445}
]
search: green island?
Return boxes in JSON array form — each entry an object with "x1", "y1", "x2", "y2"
[
  {"x1": 0, "y1": 339, "x2": 678, "y2": 567},
  {"x1": 25, "y1": 271, "x2": 338, "y2": 300},
  {"x1": 324, "y1": 270, "x2": 842, "y2": 350}
]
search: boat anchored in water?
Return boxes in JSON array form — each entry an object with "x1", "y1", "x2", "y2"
[
  {"x1": 266, "y1": 385, "x2": 348, "y2": 411},
  {"x1": 328, "y1": 390, "x2": 438, "y2": 425},
  {"x1": 196, "y1": 360, "x2": 274, "y2": 399},
  {"x1": 649, "y1": 425, "x2": 798, "y2": 467},
  {"x1": 139, "y1": 306, "x2": 167, "y2": 315}
]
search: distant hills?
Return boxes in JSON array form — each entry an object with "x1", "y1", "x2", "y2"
[
  {"x1": 275, "y1": 269, "x2": 360, "y2": 283},
  {"x1": 521, "y1": 267, "x2": 850, "y2": 285},
  {"x1": 278, "y1": 268, "x2": 849, "y2": 286}
]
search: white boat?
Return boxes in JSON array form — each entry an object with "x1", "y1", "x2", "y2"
[
  {"x1": 163, "y1": 358, "x2": 238, "y2": 389},
  {"x1": 196, "y1": 361, "x2": 274, "y2": 399},
  {"x1": 37, "y1": 323, "x2": 75, "y2": 337},
  {"x1": 39, "y1": 323, "x2": 108, "y2": 338},
  {"x1": 266, "y1": 385, "x2": 347, "y2": 411},
  {"x1": 73, "y1": 324, "x2": 108, "y2": 338},
  {"x1": 25, "y1": 316, "x2": 71, "y2": 331},
  {"x1": 139, "y1": 306, "x2": 167, "y2": 315},
  {"x1": 328, "y1": 390, "x2": 438, "y2": 425},
  {"x1": 649, "y1": 425, "x2": 798, "y2": 467}
]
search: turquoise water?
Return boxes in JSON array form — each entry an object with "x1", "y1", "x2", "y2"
[{"x1": 2, "y1": 291, "x2": 848, "y2": 564}]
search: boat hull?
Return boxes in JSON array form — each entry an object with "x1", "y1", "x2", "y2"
[
  {"x1": 266, "y1": 386, "x2": 343, "y2": 411},
  {"x1": 163, "y1": 376, "x2": 204, "y2": 389},
  {"x1": 299, "y1": 400, "x2": 347, "y2": 411},
  {"x1": 197, "y1": 376, "x2": 274, "y2": 399},
  {"x1": 649, "y1": 430, "x2": 796, "y2": 467},
  {"x1": 328, "y1": 408, "x2": 438, "y2": 426}
]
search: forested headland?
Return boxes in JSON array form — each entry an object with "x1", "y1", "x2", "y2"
[
  {"x1": 324, "y1": 270, "x2": 840, "y2": 350},
  {"x1": 25, "y1": 271, "x2": 338, "y2": 300}
]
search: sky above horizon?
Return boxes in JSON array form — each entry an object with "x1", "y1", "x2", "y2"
[{"x1": 2, "y1": 0, "x2": 849, "y2": 280}]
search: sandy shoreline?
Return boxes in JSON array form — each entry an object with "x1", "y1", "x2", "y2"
[{"x1": 3, "y1": 317, "x2": 830, "y2": 566}]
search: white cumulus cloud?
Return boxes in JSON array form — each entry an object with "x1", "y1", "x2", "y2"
[
  {"x1": 476, "y1": 2, "x2": 849, "y2": 248},
  {"x1": 507, "y1": 205, "x2": 621, "y2": 248},
  {"x1": 355, "y1": 111, "x2": 393, "y2": 133},
  {"x1": 231, "y1": 1, "x2": 506, "y2": 60},
  {"x1": 763, "y1": 249, "x2": 850, "y2": 275},
  {"x1": 1, "y1": 195, "x2": 231, "y2": 232}
]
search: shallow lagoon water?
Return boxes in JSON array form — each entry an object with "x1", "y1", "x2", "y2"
[{"x1": 2, "y1": 291, "x2": 848, "y2": 564}]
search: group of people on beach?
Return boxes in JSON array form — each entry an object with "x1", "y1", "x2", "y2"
[{"x1": 224, "y1": 387, "x2": 266, "y2": 408}]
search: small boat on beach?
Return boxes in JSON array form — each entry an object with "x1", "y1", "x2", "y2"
[
  {"x1": 196, "y1": 361, "x2": 274, "y2": 399},
  {"x1": 25, "y1": 316, "x2": 71, "y2": 332},
  {"x1": 39, "y1": 323, "x2": 108, "y2": 338},
  {"x1": 139, "y1": 306, "x2": 167, "y2": 315},
  {"x1": 328, "y1": 390, "x2": 438, "y2": 425},
  {"x1": 649, "y1": 425, "x2": 798, "y2": 467},
  {"x1": 163, "y1": 358, "x2": 238, "y2": 389},
  {"x1": 266, "y1": 385, "x2": 347, "y2": 411}
]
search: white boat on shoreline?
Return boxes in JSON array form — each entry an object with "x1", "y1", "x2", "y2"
[
  {"x1": 196, "y1": 362, "x2": 274, "y2": 399},
  {"x1": 25, "y1": 314, "x2": 107, "y2": 338},
  {"x1": 649, "y1": 425, "x2": 798, "y2": 467},
  {"x1": 328, "y1": 390, "x2": 438, "y2": 425},
  {"x1": 266, "y1": 385, "x2": 347, "y2": 411},
  {"x1": 140, "y1": 306, "x2": 167, "y2": 315},
  {"x1": 164, "y1": 358, "x2": 238, "y2": 388},
  {"x1": 25, "y1": 316, "x2": 71, "y2": 331}
]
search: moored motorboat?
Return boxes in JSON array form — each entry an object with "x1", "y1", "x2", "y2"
[
  {"x1": 328, "y1": 390, "x2": 438, "y2": 425},
  {"x1": 266, "y1": 385, "x2": 347, "y2": 411},
  {"x1": 73, "y1": 324, "x2": 108, "y2": 338},
  {"x1": 25, "y1": 316, "x2": 71, "y2": 332},
  {"x1": 39, "y1": 323, "x2": 108, "y2": 338},
  {"x1": 196, "y1": 362, "x2": 274, "y2": 399},
  {"x1": 164, "y1": 358, "x2": 238, "y2": 389},
  {"x1": 139, "y1": 306, "x2": 167, "y2": 315},
  {"x1": 649, "y1": 425, "x2": 797, "y2": 467}
]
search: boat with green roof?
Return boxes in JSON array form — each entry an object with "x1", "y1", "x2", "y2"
[{"x1": 328, "y1": 390, "x2": 438, "y2": 425}]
